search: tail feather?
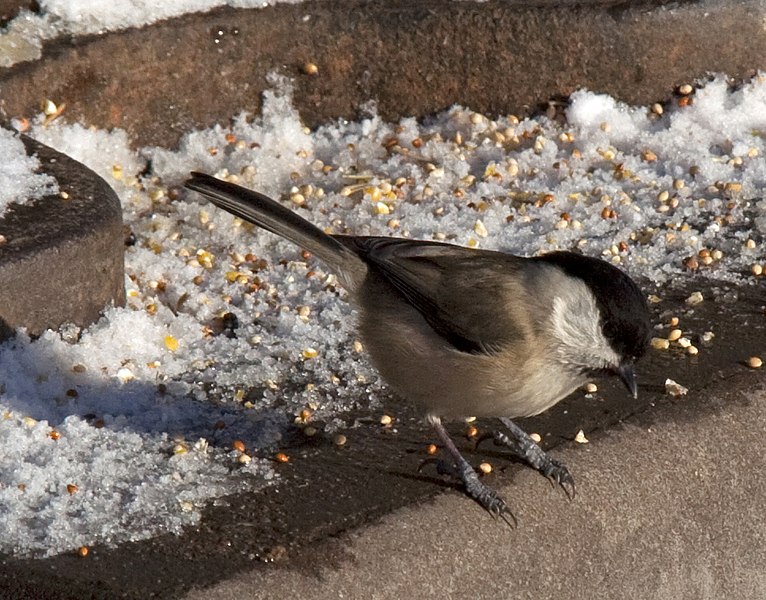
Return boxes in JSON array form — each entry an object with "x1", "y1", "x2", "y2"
[{"x1": 185, "y1": 172, "x2": 366, "y2": 289}]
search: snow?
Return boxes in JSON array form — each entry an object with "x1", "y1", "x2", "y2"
[
  {"x1": 1, "y1": 73, "x2": 765, "y2": 556},
  {"x1": 0, "y1": 129, "x2": 58, "y2": 216}
]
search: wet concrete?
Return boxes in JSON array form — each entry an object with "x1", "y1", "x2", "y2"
[
  {"x1": 0, "y1": 136, "x2": 125, "y2": 341},
  {"x1": 0, "y1": 278, "x2": 762, "y2": 598},
  {"x1": 0, "y1": 1, "x2": 765, "y2": 148}
]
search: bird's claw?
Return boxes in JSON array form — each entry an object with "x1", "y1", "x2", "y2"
[
  {"x1": 542, "y1": 459, "x2": 576, "y2": 500},
  {"x1": 461, "y1": 463, "x2": 517, "y2": 527},
  {"x1": 420, "y1": 453, "x2": 517, "y2": 527}
]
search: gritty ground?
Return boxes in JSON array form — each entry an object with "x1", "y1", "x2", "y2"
[{"x1": 0, "y1": 278, "x2": 762, "y2": 599}]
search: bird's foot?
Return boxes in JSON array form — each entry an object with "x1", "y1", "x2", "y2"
[
  {"x1": 419, "y1": 455, "x2": 516, "y2": 526},
  {"x1": 477, "y1": 418, "x2": 576, "y2": 500}
]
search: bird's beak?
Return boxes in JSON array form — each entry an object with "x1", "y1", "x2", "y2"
[{"x1": 616, "y1": 363, "x2": 638, "y2": 399}]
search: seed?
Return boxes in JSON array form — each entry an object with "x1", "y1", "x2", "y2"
[
  {"x1": 752, "y1": 264, "x2": 763, "y2": 276},
  {"x1": 302, "y1": 62, "x2": 318, "y2": 75},
  {"x1": 687, "y1": 345, "x2": 699, "y2": 355},
  {"x1": 116, "y1": 367, "x2": 134, "y2": 383},
  {"x1": 651, "y1": 338, "x2": 670, "y2": 350},
  {"x1": 529, "y1": 432, "x2": 542, "y2": 443},
  {"x1": 667, "y1": 329, "x2": 683, "y2": 342},
  {"x1": 232, "y1": 439, "x2": 246, "y2": 453},
  {"x1": 747, "y1": 356, "x2": 763, "y2": 369},
  {"x1": 426, "y1": 443, "x2": 438, "y2": 455},
  {"x1": 651, "y1": 103, "x2": 664, "y2": 115},
  {"x1": 238, "y1": 453, "x2": 252, "y2": 465},
  {"x1": 678, "y1": 83, "x2": 693, "y2": 95},
  {"x1": 672, "y1": 179, "x2": 685, "y2": 190},
  {"x1": 474, "y1": 220, "x2": 488, "y2": 238},
  {"x1": 682, "y1": 256, "x2": 699, "y2": 271},
  {"x1": 48, "y1": 430, "x2": 60, "y2": 440},
  {"x1": 275, "y1": 452, "x2": 289, "y2": 463},
  {"x1": 677, "y1": 337, "x2": 692, "y2": 348},
  {"x1": 479, "y1": 462, "x2": 493, "y2": 475},
  {"x1": 333, "y1": 434, "x2": 347, "y2": 446},
  {"x1": 574, "y1": 430, "x2": 589, "y2": 444},
  {"x1": 352, "y1": 340, "x2": 364, "y2": 353},
  {"x1": 642, "y1": 150, "x2": 657, "y2": 162},
  {"x1": 164, "y1": 335, "x2": 179, "y2": 352},
  {"x1": 665, "y1": 378, "x2": 689, "y2": 397},
  {"x1": 302, "y1": 347, "x2": 319, "y2": 359},
  {"x1": 78, "y1": 546, "x2": 89, "y2": 558},
  {"x1": 584, "y1": 382, "x2": 598, "y2": 394},
  {"x1": 380, "y1": 414, "x2": 393, "y2": 426},
  {"x1": 465, "y1": 425, "x2": 478, "y2": 438},
  {"x1": 669, "y1": 317, "x2": 679, "y2": 327},
  {"x1": 711, "y1": 249, "x2": 723, "y2": 261},
  {"x1": 745, "y1": 239, "x2": 757, "y2": 250},
  {"x1": 686, "y1": 291, "x2": 704, "y2": 305}
]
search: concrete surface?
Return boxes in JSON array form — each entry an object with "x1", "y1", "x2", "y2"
[
  {"x1": 0, "y1": 280, "x2": 762, "y2": 599},
  {"x1": 0, "y1": 1, "x2": 765, "y2": 148},
  {"x1": 0, "y1": 136, "x2": 125, "y2": 341},
  {"x1": 188, "y1": 375, "x2": 766, "y2": 600}
]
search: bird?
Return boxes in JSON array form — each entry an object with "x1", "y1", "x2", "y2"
[{"x1": 185, "y1": 171, "x2": 652, "y2": 524}]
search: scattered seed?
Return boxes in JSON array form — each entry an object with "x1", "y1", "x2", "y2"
[
  {"x1": 678, "y1": 83, "x2": 693, "y2": 95},
  {"x1": 529, "y1": 432, "x2": 542, "y2": 443},
  {"x1": 426, "y1": 443, "x2": 438, "y2": 455},
  {"x1": 333, "y1": 434, "x2": 347, "y2": 446},
  {"x1": 465, "y1": 425, "x2": 478, "y2": 438},
  {"x1": 238, "y1": 453, "x2": 252, "y2": 465},
  {"x1": 380, "y1": 414, "x2": 393, "y2": 426},
  {"x1": 685, "y1": 291, "x2": 704, "y2": 305},
  {"x1": 479, "y1": 462, "x2": 493, "y2": 475},
  {"x1": 665, "y1": 379, "x2": 689, "y2": 397},
  {"x1": 752, "y1": 264, "x2": 763, "y2": 276},
  {"x1": 232, "y1": 439, "x2": 246, "y2": 453},
  {"x1": 48, "y1": 430, "x2": 60, "y2": 440},
  {"x1": 275, "y1": 452, "x2": 290, "y2": 463},
  {"x1": 302, "y1": 347, "x2": 319, "y2": 359},
  {"x1": 747, "y1": 356, "x2": 763, "y2": 369},
  {"x1": 302, "y1": 62, "x2": 318, "y2": 76},
  {"x1": 583, "y1": 382, "x2": 598, "y2": 394},
  {"x1": 164, "y1": 335, "x2": 179, "y2": 352},
  {"x1": 66, "y1": 484, "x2": 78, "y2": 495},
  {"x1": 667, "y1": 329, "x2": 683, "y2": 342},
  {"x1": 574, "y1": 430, "x2": 589, "y2": 444},
  {"x1": 651, "y1": 337, "x2": 670, "y2": 350},
  {"x1": 687, "y1": 345, "x2": 699, "y2": 355},
  {"x1": 78, "y1": 546, "x2": 89, "y2": 558}
]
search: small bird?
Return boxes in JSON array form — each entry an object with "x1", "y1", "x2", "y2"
[{"x1": 185, "y1": 172, "x2": 652, "y2": 523}]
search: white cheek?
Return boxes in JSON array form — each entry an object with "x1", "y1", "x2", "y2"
[{"x1": 550, "y1": 288, "x2": 620, "y2": 369}]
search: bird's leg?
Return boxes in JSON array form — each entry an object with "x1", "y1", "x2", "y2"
[
  {"x1": 481, "y1": 416, "x2": 576, "y2": 499},
  {"x1": 426, "y1": 416, "x2": 516, "y2": 526}
]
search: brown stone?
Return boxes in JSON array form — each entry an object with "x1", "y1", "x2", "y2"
[
  {"x1": 0, "y1": 135, "x2": 125, "y2": 340},
  {"x1": 0, "y1": 1, "x2": 764, "y2": 148}
]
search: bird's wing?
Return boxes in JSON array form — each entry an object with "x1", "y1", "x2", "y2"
[{"x1": 335, "y1": 236, "x2": 535, "y2": 354}]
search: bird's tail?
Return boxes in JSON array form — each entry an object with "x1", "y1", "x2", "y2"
[{"x1": 185, "y1": 172, "x2": 367, "y2": 289}]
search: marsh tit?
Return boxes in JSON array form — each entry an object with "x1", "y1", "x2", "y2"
[{"x1": 185, "y1": 172, "x2": 652, "y2": 523}]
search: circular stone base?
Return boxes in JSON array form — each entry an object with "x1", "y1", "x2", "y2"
[{"x1": 0, "y1": 135, "x2": 125, "y2": 340}]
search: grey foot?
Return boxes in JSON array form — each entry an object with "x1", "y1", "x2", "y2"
[
  {"x1": 419, "y1": 456, "x2": 516, "y2": 526},
  {"x1": 476, "y1": 417, "x2": 576, "y2": 499}
]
